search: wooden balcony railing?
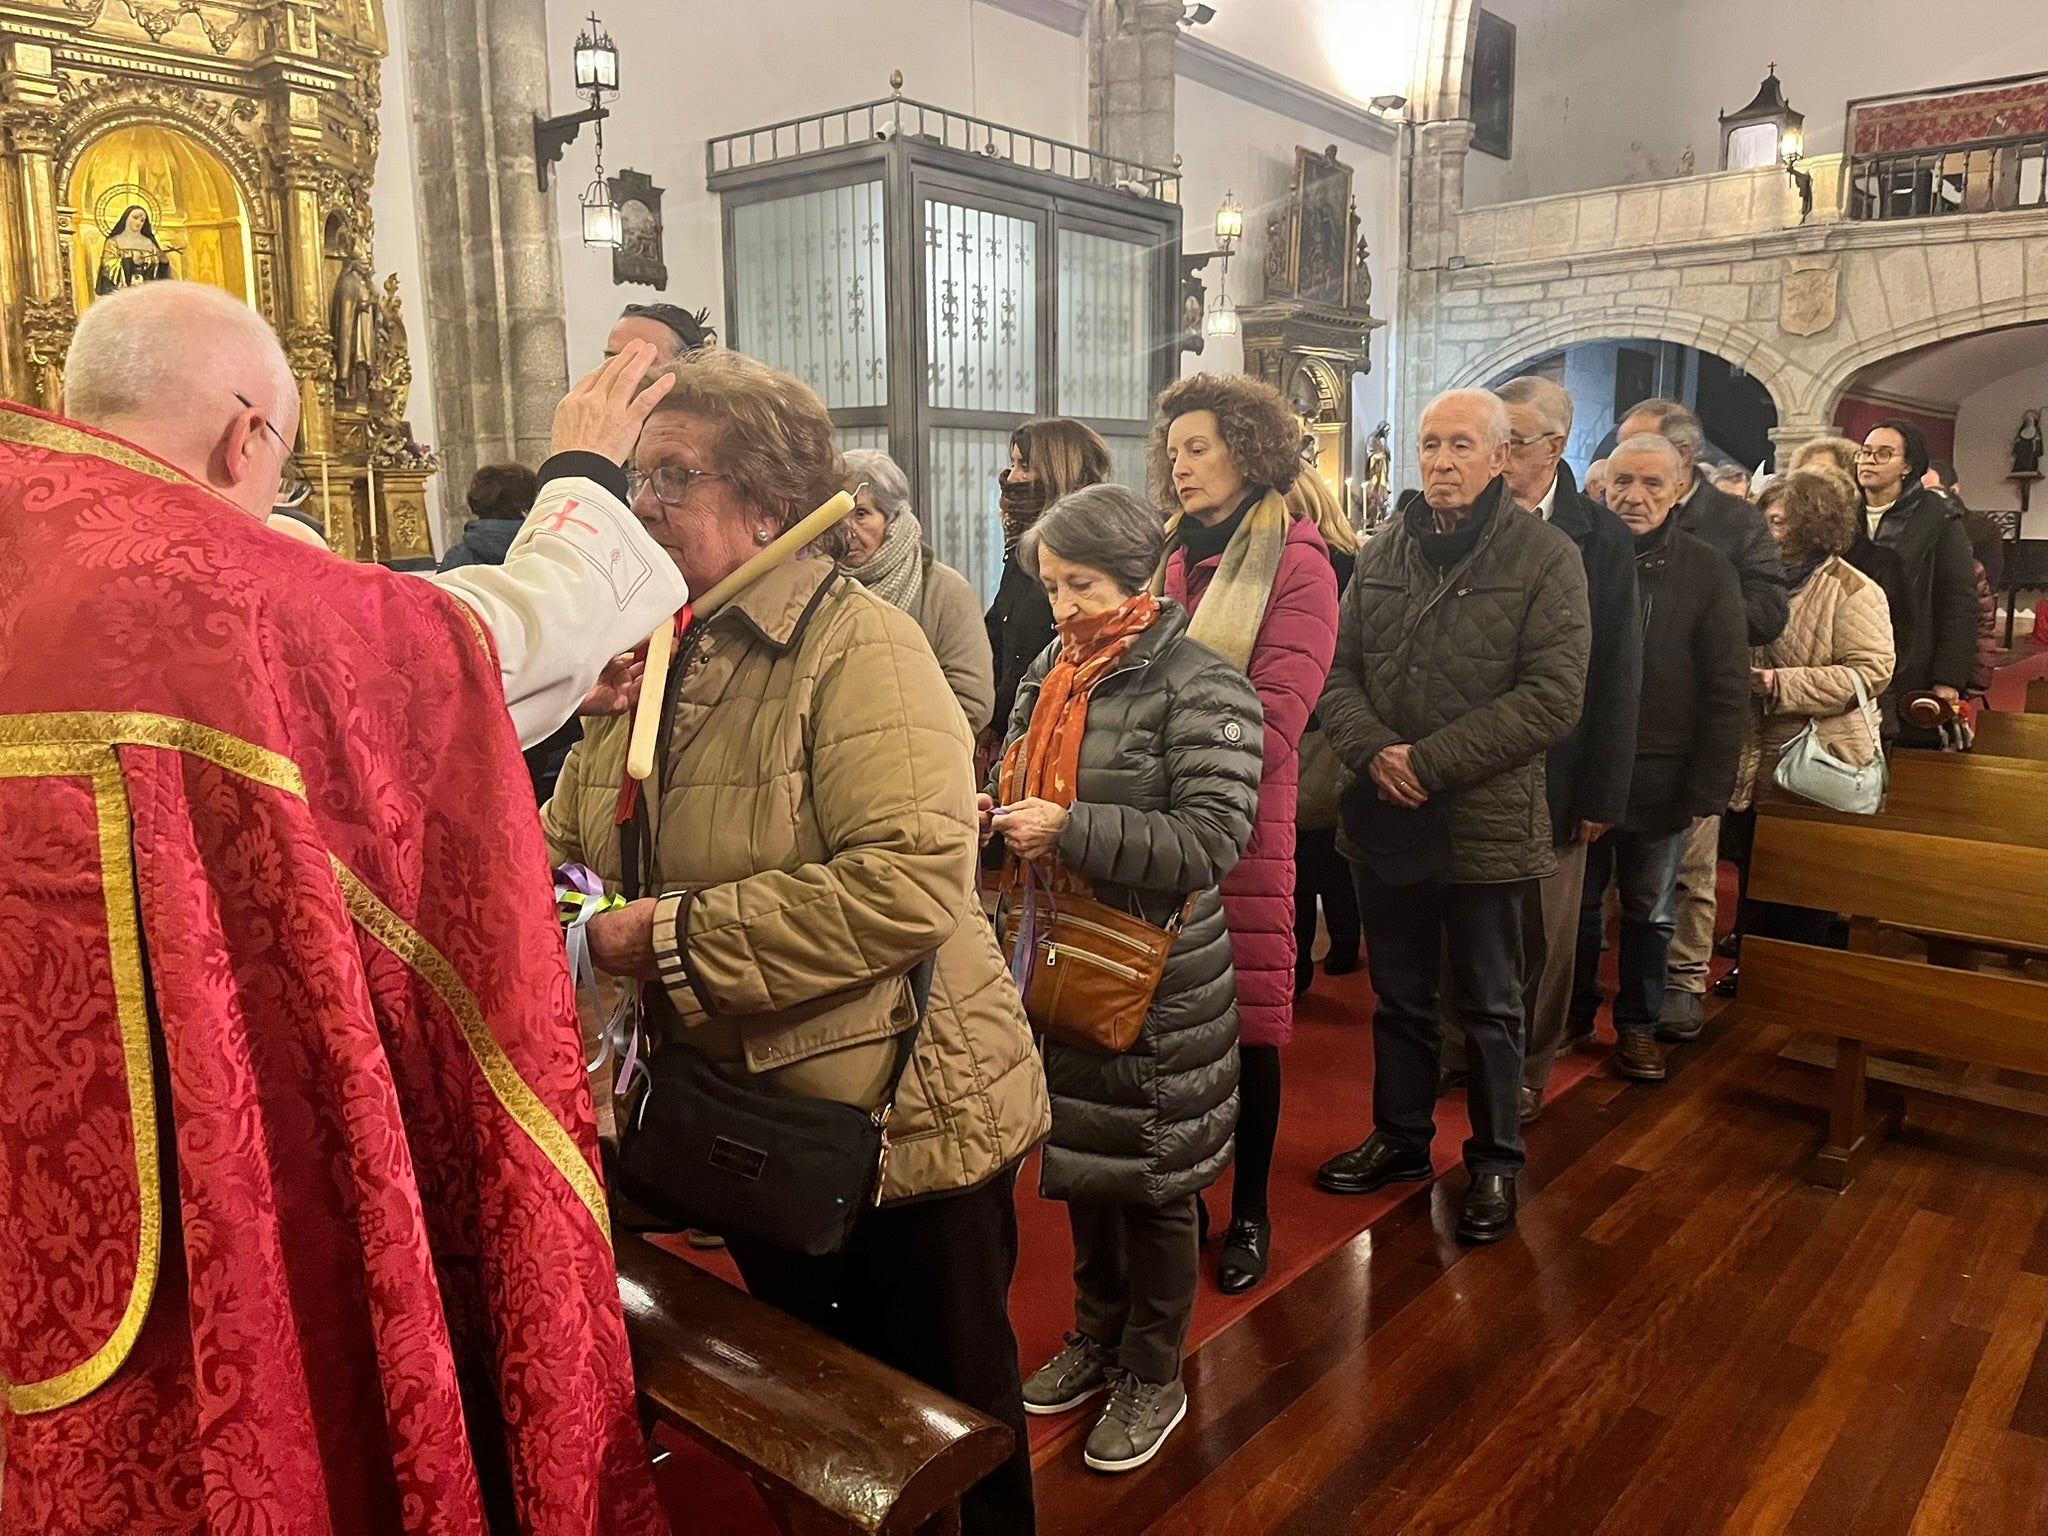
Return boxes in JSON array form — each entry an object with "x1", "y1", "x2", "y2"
[{"x1": 1847, "y1": 132, "x2": 2048, "y2": 221}]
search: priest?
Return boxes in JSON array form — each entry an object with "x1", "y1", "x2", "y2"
[{"x1": 0, "y1": 281, "x2": 682, "y2": 1534}]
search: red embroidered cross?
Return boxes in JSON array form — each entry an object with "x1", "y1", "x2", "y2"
[{"x1": 540, "y1": 499, "x2": 600, "y2": 536}]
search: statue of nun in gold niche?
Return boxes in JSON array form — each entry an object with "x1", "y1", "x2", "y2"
[{"x1": 95, "y1": 201, "x2": 177, "y2": 294}]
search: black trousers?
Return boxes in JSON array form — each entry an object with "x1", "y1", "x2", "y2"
[
  {"x1": 1070, "y1": 1194, "x2": 1200, "y2": 1386},
  {"x1": 728, "y1": 1164, "x2": 1035, "y2": 1536},
  {"x1": 1293, "y1": 826, "x2": 1361, "y2": 980},
  {"x1": 1353, "y1": 863, "x2": 1529, "y2": 1176}
]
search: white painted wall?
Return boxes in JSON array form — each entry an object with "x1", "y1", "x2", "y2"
[
  {"x1": 371, "y1": 0, "x2": 441, "y2": 543},
  {"x1": 1462, "y1": 0, "x2": 2025, "y2": 206},
  {"x1": 542, "y1": 0, "x2": 1087, "y2": 370},
  {"x1": 1173, "y1": 71, "x2": 1398, "y2": 448},
  {"x1": 1955, "y1": 360, "x2": 2048, "y2": 535},
  {"x1": 1195, "y1": 0, "x2": 1422, "y2": 108}
]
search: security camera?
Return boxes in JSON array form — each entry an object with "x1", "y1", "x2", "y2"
[{"x1": 1182, "y1": 4, "x2": 1216, "y2": 25}]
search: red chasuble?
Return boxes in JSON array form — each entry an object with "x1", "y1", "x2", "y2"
[{"x1": 0, "y1": 403, "x2": 670, "y2": 1536}]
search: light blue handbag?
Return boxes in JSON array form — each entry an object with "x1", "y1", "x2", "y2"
[{"x1": 1772, "y1": 669, "x2": 1887, "y2": 815}]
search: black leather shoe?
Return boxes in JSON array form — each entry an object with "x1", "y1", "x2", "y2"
[
  {"x1": 1456, "y1": 1173, "x2": 1518, "y2": 1244},
  {"x1": 1713, "y1": 967, "x2": 1740, "y2": 998},
  {"x1": 1323, "y1": 949, "x2": 1360, "y2": 977},
  {"x1": 1216, "y1": 1217, "x2": 1271, "y2": 1294},
  {"x1": 1316, "y1": 1134, "x2": 1433, "y2": 1195},
  {"x1": 1518, "y1": 1085, "x2": 1543, "y2": 1125}
]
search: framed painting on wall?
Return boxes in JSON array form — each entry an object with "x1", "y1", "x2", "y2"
[
  {"x1": 1273, "y1": 146, "x2": 1355, "y2": 309},
  {"x1": 610, "y1": 169, "x2": 668, "y2": 290},
  {"x1": 1471, "y1": 10, "x2": 1516, "y2": 161}
]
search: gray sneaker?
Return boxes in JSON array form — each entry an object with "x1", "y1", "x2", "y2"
[
  {"x1": 1023, "y1": 1333, "x2": 1114, "y2": 1415},
  {"x1": 1083, "y1": 1372, "x2": 1188, "y2": 1473},
  {"x1": 1656, "y1": 988, "x2": 1705, "y2": 1041}
]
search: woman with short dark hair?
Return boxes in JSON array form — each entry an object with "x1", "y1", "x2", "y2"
[
  {"x1": 439, "y1": 462, "x2": 540, "y2": 570},
  {"x1": 990, "y1": 482, "x2": 1261, "y2": 1475},
  {"x1": 1148, "y1": 373, "x2": 1339, "y2": 1296}
]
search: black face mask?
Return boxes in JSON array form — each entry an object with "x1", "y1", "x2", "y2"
[{"x1": 998, "y1": 471, "x2": 1048, "y2": 547}]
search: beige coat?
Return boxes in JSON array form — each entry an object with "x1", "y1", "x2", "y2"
[
  {"x1": 544, "y1": 556, "x2": 1048, "y2": 1204},
  {"x1": 911, "y1": 550, "x2": 997, "y2": 735},
  {"x1": 1732, "y1": 555, "x2": 1895, "y2": 811}
]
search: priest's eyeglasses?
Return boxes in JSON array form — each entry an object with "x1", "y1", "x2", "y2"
[
  {"x1": 234, "y1": 392, "x2": 310, "y2": 504},
  {"x1": 627, "y1": 463, "x2": 730, "y2": 506}
]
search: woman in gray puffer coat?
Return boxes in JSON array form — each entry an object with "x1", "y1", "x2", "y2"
[{"x1": 983, "y1": 484, "x2": 1262, "y2": 1476}]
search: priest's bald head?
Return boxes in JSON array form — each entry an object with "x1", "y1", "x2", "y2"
[{"x1": 63, "y1": 280, "x2": 302, "y2": 522}]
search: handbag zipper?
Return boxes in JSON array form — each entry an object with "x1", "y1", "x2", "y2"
[
  {"x1": 1041, "y1": 943, "x2": 1143, "y2": 983},
  {"x1": 1052, "y1": 913, "x2": 1155, "y2": 954}
]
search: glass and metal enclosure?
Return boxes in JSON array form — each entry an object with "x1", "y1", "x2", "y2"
[{"x1": 710, "y1": 90, "x2": 1183, "y2": 602}]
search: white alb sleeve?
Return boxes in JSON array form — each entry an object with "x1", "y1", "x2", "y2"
[{"x1": 426, "y1": 474, "x2": 687, "y2": 747}]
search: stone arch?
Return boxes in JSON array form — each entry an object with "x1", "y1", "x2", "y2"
[
  {"x1": 1443, "y1": 303, "x2": 1809, "y2": 423},
  {"x1": 1412, "y1": 0, "x2": 1482, "y2": 122},
  {"x1": 1806, "y1": 291, "x2": 2048, "y2": 422}
]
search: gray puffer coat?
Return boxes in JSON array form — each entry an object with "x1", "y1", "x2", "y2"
[{"x1": 1001, "y1": 602, "x2": 1264, "y2": 1206}]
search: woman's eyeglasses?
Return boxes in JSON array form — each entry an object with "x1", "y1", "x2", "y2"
[
  {"x1": 627, "y1": 463, "x2": 728, "y2": 506},
  {"x1": 1856, "y1": 447, "x2": 1900, "y2": 464}
]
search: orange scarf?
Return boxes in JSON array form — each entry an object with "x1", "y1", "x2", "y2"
[{"x1": 999, "y1": 592, "x2": 1161, "y2": 818}]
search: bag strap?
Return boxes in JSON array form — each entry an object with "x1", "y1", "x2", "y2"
[{"x1": 1847, "y1": 668, "x2": 1884, "y2": 747}]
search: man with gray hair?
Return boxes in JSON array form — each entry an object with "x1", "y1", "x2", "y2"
[
  {"x1": 1617, "y1": 398, "x2": 1786, "y2": 1038},
  {"x1": 1572, "y1": 433, "x2": 1747, "y2": 1082},
  {"x1": 1, "y1": 280, "x2": 683, "y2": 1526},
  {"x1": 1440, "y1": 376, "x2": 1640, "y2": 1124},
  {"x1": 1314, "y1": 388, "x2": 1590, "y2": 1245}
]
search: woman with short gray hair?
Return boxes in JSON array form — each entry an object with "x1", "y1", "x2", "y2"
[
  {"x1": 840, "y1": 447, "x2": 995, "y2": 731},
  {"x1": 986, "y1": 482, "x2": 1263, "y2": 1474}
]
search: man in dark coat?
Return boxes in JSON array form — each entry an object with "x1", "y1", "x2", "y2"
[
  {"x1": 1573, "y1": 434, "x2": 1748, "y2": 1083},
  {"x1": 1442, "y1": 378, "x2": 1641, "y2": 1124},
  {"x1": 1860, "y1": 420, "x2": 1980, "y2": 748},
  {"x1": 1616, "y1": 398, "x2": 1787, "y2": 1036},
  {"x1": 1314, "y1": 389, "x2": 1590, "y2": 1245}
]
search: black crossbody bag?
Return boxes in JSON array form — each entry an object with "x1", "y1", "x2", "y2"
[{"x1": 609, "y1": 684, "x2": 934, "y2": 1256}]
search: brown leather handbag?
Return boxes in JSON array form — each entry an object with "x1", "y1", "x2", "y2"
[{"x1": 998, "y1": 866, "x2": 1188, "y2": 1054}]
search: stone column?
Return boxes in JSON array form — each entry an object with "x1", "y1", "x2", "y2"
[
  {"x1": 404, "y1": 0, "x2": 567, "y2": 534},
  {"x1": 1768, "y1": 420, "x2": 1833, "y2": 471},
  {"x1": 1394, "y1": 119, "x2": 1474, "y2": 474},
  {"x1": 1087, "y1": 0, "x2": 1179, "y2": 172}
]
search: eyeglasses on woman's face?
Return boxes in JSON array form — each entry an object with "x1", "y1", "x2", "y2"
[
  {"x1": 626, "y1": 462, "x2": 729, "y2": 507},
  {"x1": 1856, "y1": 447, "x2": 1901, "y2": 464}
]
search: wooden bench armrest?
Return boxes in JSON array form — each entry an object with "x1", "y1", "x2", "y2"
[{"x1": 616, "y1": 1232, "x2": 1012, "y2": 1535}]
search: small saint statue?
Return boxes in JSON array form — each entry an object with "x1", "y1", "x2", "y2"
[
  {"x1": 2015, "y1": 410, "x2": 2044, "y2": 477},
  {"x1": 95, "y1": 206, "x2": 174, "y2": 295},
  {"x1": 330, "y1": 253, "x2": 379, "y2": 406}
]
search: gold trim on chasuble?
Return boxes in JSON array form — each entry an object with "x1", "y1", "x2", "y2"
[
  {"x1": 329, "y1": 861, "x2": 613, "y2": 1243},
  {"x1": 0, "y1": 406, "x2": 198, "y2": 490},
  {"x1": 0, "y1": 712, "x2": 609, "y2": 1412},
  {"x1": 0, "y1": 741, "x2": 160, "y2": 1416}
]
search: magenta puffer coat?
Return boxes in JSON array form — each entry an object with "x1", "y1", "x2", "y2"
[{"x1": 1166, "y1": 510, "x2": 1340, "y2": 1047}]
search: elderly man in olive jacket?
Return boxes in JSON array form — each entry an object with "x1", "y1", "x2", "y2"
[{"x1": 1314, "y1": 389, "x2": 1591, "y2": 1245}]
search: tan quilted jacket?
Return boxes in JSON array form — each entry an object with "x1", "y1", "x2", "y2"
[
  {"x1": 1731, "y1": 555, "x2": 1895, "y2": 811},
  {"x1": 543, "y1": 557, "x2": 1048, "y2": 1203}
]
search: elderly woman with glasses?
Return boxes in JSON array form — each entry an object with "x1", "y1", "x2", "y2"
[
  {"x1": 839, "y1": 448, "x2": 996, "y2": 731},
  {"x1": 546, "y1": 347, "x2": 1050, "y2": 1536}
]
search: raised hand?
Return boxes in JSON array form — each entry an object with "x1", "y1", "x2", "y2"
[{"x1": 550, "y1": 339, "x2": 677, "y2": 463}]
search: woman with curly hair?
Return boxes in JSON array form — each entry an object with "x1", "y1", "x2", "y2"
[
  {"x1": 1150, "y1": 372, "x2": 1339, "y2": 1295},
  {"x1": 1722, "y1": 468, "x2": 1895, "y2": 963}
]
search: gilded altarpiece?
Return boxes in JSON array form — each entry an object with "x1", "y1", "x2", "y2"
[{"x1": 0, "y1": 0, "x2": 436, "y2": 564}]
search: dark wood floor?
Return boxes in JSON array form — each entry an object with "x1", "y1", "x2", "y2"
[{"x1": 1033, "y1": 1007, "x2": 2048, "y2": 1535}]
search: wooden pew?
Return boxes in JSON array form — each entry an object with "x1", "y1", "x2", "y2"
[
  {"x1": 616, "y1": 1232, "x2": 1012, "y2": 1536},
  {"x1": 1741, "y1": 788, "x2": 2048, "y2": 1189},
  {"x1": 1974, "y1": 708, "x2": 2048, "y2": 761},
  {"x1": 1756, "y1": 749, "x2": 2048, "y2": 848},
  {"x1": 2028, "y1": 677, "x2": 2048, "y2": 714}
]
